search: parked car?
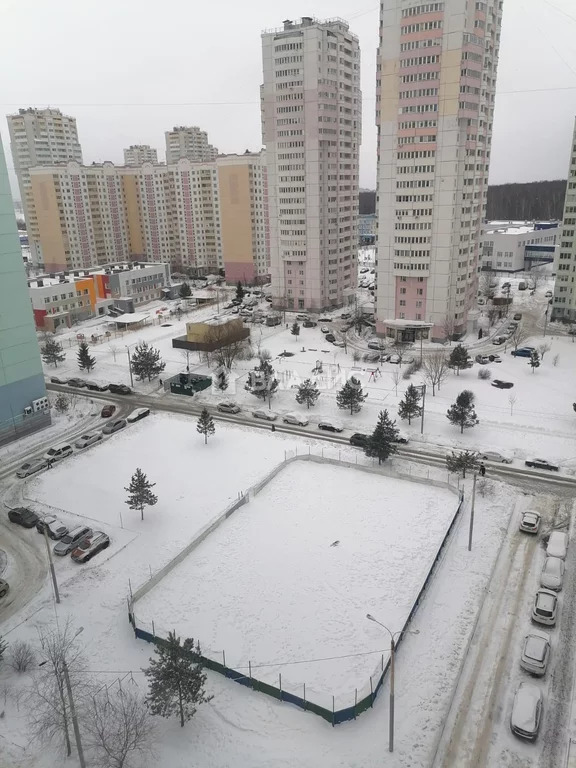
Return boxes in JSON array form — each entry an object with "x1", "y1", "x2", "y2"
[
  {"x1": 36, "y1": 515, "x2": 68, "y2": 540},
  {"x1": 368, "y1": 341, "x2": 383, "y2": 351},
  {"x1": 84, "y1": 381, "x2": 109, "y2": 392},
  {"x1": 320, "y1": 326, "x2": 330, "y2": 334},
  {"x1": 540, "y1": 557, "x2": 564, "y2": 591},
  {"x1": 325, "y1": 334, "x2": 336, "y2": 343},
  {"x1": 513, "y1": 313, "x2": 523, "y2": 321},
  {"x1": 43, "y1": 443, "x2": 73, "y2": 463},
  {"x1": 491, "y1": 380, "x2": 514, "y2": 389},
  {"x1": 101, "y1": 418, "x2": 127, "y2": 435},
  {"x1": 511, "y1": 347, "x2": 535, "y2": 358},
  {"x1": 127, "y1": 407, "x2": 150, "y2": 423},
  {"x1": 546, "y1": 531, "x2": 568, "y2": 559},
  {"x1": 54, "y1": 526, "x2": 93, "y2": 556},
  {"x1": 545, "y1": 290, "x2": 553, "y2": 298},
  {"x1": 75, "y1": 432, "x2": 103, "y2": 449},
  {"x1": 252, "y1": 409, "x2": 277, "y2": 421},
  {"x1": 8, "y1": 507, "x2": 39, "y2": 528},
  {"x1": 510, "y1": 683, "x2": 543, "y2": 741},
  {"x1": 394, "y1": 431, "x2": 409, "y2": 444},
  {"x1": 365, "y1": 352, "x2": 383, "y2": 363},
  {"x1": 475, "y1": 354, "x2": 490, "y2": 364},
  {"x1": 480, "y1": 450, "x2": 512, "y2": 464},
  {"x1": 217, "y1": 401, "x2": 241, "y2": 414},
  {"x1": 350, "y1": 432, "x2": 369, "y2": 447},
  {"x1": 66, "y1": 378, "x2": 87, "y2": 388},
  {"x1": 303, "y1": 320, "x2": 317, "y2": 328},
  {"x1": 488, "y1": 354, "x2": 502, "y2": 363},
  {"x1": 332, "y1": 340, "x2": 345, "y2": 347},
  {"x1": 0, "y1": 579, "x2": 9, "y2": 599},
  {"x1": 360, "y1": 267, "x2": 369, "y2": 273},
  {"x1": 16, "y1": 458, "x2": 48, "y2": 478},
  {"x1": 71, "y1": 531, "x2": 110, "y2": 563},
  {"x1": 50, "y1": 376, "x2": 67, "y2": 384},
  {"x1": 340, "y1": 313, "x2": 351, "y2": 319},
  {"x1": 318, "y1": 317, "x2": 332, "y2": 323},
  {"x1": 108, "y1": 383, "x2": 132, "y2": 395},
  {"x1": 520, "y1": 511, "x2": 541, "y2": 534},
  {"x1": 283, "y1": 413, "x2": 309, "y2": 426},
  {"x1": 317, "y1": 420, "x2": 344, "y2": 433},
  {"x1": 492, "y1": 337, "x2": 505, "y2": 345},
  {"x1": 520, "y1": 634, "x2": 551, "y2": 677},
  {"x1": 100, "y1": 404, "x2": 116, "y2": 418},
  {"x1": 532, "y1": 588, "x2": 558, "y2": 626},
  {"x1": 525, "y1": 458, "x2": 559, "y2": 472}
]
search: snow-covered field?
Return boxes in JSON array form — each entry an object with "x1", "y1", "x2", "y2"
[{"x1": 135, "y1": 460, "x2": 457, "y2": 708}]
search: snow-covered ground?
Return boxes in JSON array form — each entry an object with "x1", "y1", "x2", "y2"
[{"x1": 135, "y1": 460, "x2": 457, "y2": 708}]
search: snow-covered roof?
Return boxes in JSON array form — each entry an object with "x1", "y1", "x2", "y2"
[{"x1": 104, "y1": 312, "x2": 150, "y2": 325}]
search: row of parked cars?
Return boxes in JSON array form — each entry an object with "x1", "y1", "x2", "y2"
[
  {"x1": 510, "y1": 518, "x2": 570, "y2": 741},
  {"x1": 50, "y1": 377, "x2": 133, "y2": 395},
  {"x1": 7, "y1": 507, "x2": 110, "y2": 563}
]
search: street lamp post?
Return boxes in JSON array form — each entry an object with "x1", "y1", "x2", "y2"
[
  {"x1": 468, "y1": 471, "x2": 477, "y2": 551},
  {"x1": 40, "y1": 516, "x2": 60, "y2": 604},
  {"x1": 64, "y1": 627, "x2": 86, "y2": 768},
  {"x1": 414, "y1": 383, "x2": 426, "y2": 435},
  {"x1": 126, "y1": 345, "x2": 134, "y2": 388}
]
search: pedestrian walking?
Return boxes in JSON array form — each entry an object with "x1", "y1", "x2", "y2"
[
  {"x1": 479, "y1": 462, "x2": 486, "y2": 477},
  {"x1": 271, "y1": 424, "x2": 276, "y2": 432}
]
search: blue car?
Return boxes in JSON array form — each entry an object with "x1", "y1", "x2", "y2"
[{"x1": 511, "y1": 347, "x2": 535, "y2": 358}]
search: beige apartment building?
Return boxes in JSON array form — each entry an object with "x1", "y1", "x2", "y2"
[
  {"x1": 165, "y1": 126, "x2": 219, "y2": 164},
  {"x1": 123, "y1": 144, "x2": 158, "y2": 165},
  {"x1": 7, "y1": 108, "x2": 83, "y2": 264}
]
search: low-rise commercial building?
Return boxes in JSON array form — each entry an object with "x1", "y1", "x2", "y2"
[{"x1": 480, "y1": 221, "x2": 559, "y2": 273}]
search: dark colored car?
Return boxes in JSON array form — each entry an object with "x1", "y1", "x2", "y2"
[
  {"x1": 491, "y1": 380, "x2": 514, "y2": 389},
  {"x1": 350, "y1": 433, "x2": 369, "y2": 447},
  {"x1": 525, "y1": 458, "x2": 559, "y2": 472},
  {"x1": 71, "y1": 531, "x2": 111, "y2": 563},
  {"x1": 325, "y1": 333, "x2": 336, "y2": 343},
  {"x1": 513, "y1": 313, "x2": 522, "y2": 321},
  {"x1": 85, "y1": 381, "x2": 109, "y2": 392},
  {"x1": 67, "y1": 378, "x2": 87, "y2": 388},
  {"x1": 0, "y1": 579, "x2": 9, "y2": 599},
  {"x1": 511, "y1": 347, "x2": 535, "y2": 358},
  {"x1": 303, "y1": 320, "x2": 317, "y2": 328},
  {"x1": 50, "y1": 376, "x2": 67, "y2": 384},
  {"x1": 108, "y1": 384, "x2": 133, "y2": 395},
  {"x1": 101, "y1": 404, "x2": 116, "y2": 418},
  {"x1": 8, "y1": 507, "x2": 39, "y2": 528},
  {"x1": 102, "y1": 418, "x2": 127, "y2": 435}
]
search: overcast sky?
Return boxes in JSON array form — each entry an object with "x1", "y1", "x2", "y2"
[{"x1": 2, "y1": 0, "x2": 576, "y2": 196}]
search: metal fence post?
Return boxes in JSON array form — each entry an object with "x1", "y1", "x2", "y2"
[
  {"x1": 303, "y1": 683, "x2": 306, "y2": 710},
  {"x1": 370, "y1": 676, "x2": 374, "y2": 706},
  {"x1": 332, "y1": 695, "x2": 335, "y2": 727},
  {"x1": 354, "y1": 688, "x2": 358, "y2": 719},
  {"x1": 222, "y1": 650, "x2": 226, "y2": 668},
  {"x1": 279, "y1": 673, "x2": 282, "y2": 697}
]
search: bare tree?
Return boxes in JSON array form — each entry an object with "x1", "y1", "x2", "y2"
[
  {"x1": 442, "y1": 315, "x2": 456, "y2": 344},
  {"x1": 85, "y1": 685, "x2": 155, "y2": 768},
  {"x1": 108, "y1": 345, "x2": 118, "y2": 363},
  {"x1": 509, "y1": 324, "x2": 531, "y2": 351},
  {"x1": 390, "y1": 369, "x2": 402, "y2": 396},
  {"x1": 205, "y1": 324, "x2": 251, "y2": 370},
  {"x1": 422, "y1": 350, "x2": 450, "y2": 396},
  {"x1": 10, "y1": 641, "x2": 35, "y2": 672},
  {"x1": 340, "y1": 328, "x2": 351, "y2": 354},
  {"x1": 487, "y1": 307, "x2": 499, "y2": 327},
  {"x1": 478, "y1": 270, "x2": 495, "y2": 299},
  {"x1": 392, "y1": 339, "x2": 412, "y2": 366},
  {"x1": 553, "y1": 353, "x2": 560, "y2": 367},
  {"x1": 537, "y1": 342, "x2": 551, "y2": 360},
  {"x1": 508, "y1": 393, "x2": 517, "y2": 416}
]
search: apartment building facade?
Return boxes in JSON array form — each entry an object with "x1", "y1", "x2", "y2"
[
  {"x1": 481, "y1": 221, "x2": 559, "y2": 273},
  {"x1": 123, "y1": 144, "x2": 158, "y2": 165},
  {"x1": 375, "y1": 0, "x2": 503, "y2": 341},
  {"x1": 165, "y1": 126, "x2": 219, "y2": 164},
  {"x1": 552, "y1": 119, "x2": 576, "y2": 322},
  {"x1": 7, "y1": 108, "x2": 83, "y2": 265},
  {"x1": 261, "y1": 17, "x2": 361, "y2": 311}
]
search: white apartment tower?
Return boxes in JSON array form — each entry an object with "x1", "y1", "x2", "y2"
[
  {"x1": 375, "y1": 0, "x2": 503, "y2": 341},
  {"x1": 165, "y1": 126, "x2": 218, "y2": 164},
  {"x1": 7, "y1": 107, "x2": 83, "y2": 264},
  {"x1": 261, "y1": 17, "x2": 361, "y2": 311},
  {"x1": 552, "y1": 118, "x2": 576, "y2": 323},
  {"x1": 123, "y1": 144, "x2": 158, "y2": 165}
]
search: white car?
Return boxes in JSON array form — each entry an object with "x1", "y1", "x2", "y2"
[
  {"x1": 510, "y1": 683, "x2": 543, "y2": 740},
  {"x1": 332, "y1": 340, "x2": 345, "y2": 347},
  {"x1": 127, "y1": 407, "x2": 151, "y2": 423},
  {"x1": 282, "y1": 413, "x2": 309, "y2": 427},
  {"x1": 217, "y1": 401, "x2": 241, "y2": 414},
  {"x1": 540, "y1": 557, "x2": 564, "y2": 591},
  {"x1": 74, "y1": 432, "x2": 103, "y2": 450},
  {"x1": 252, "y1": 409, "x2": 278, "y2": 421},
  {"x1": 519, "y1": 511, "x2": 541, "y2": 534},
  {"x1": 546, "y1": 531, "x2": 568, "y2": 559},
  {"x1": 532, "y1": 588, "x2": 557, "y2": 626},
  {"x1": 16, "y1": 458, "x2": 48, "y2": 478},
  {"x1": 479, "y1": 450, "x2": 513, "y2": 464},
  {"x1": 320, "y1": 326, "x2": 330, "y2": 333},
  {"x1": 520, "y1": 633, "x2": 551, "y2": 677},
  {"x1": 317, "y1": 420, "x2": 344, "y2": 433}
]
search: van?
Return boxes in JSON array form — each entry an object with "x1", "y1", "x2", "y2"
[
  {"x1": 43, "y1": 443, "x2": 73, "y2": 463},
  {"x1": 546, "y1": 531, "x2": 568, "y2": 560}
]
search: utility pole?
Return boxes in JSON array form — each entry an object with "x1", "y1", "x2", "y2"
[
  {"x1": 126, "y1": 346, "x2": 134, "y2": 387},
  {"x1": 42, "y1": 523, "x2": 60, "y2": 603},
  {"x1": 468, "y1": 472, "x2": 477, "y2": 551},
  {"x1": 420, "y1": 383, "x2": 426, "y2": 435},
  {"x1": 63, "y1": 658, "x2": 86, "y2": 768}
]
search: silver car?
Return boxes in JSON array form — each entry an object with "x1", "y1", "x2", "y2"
[
  {"x1": 75, "y1": 432, "x2": 103, "y2": 449},
  {"x1": 532, "y1": 589, "x2": 557, "y2": 626},
  {"x1": 510, "y1": 683, "x2": 543, "y2": 740},
  {"x1": 16, "y1": 458, "x2": 48, "y2": 478},
  {"x1": 53, "y1": 526, "x2": 93, "y2": 556},
  {"x1": 540, "y1": 557, "x2": 564, "y2": 591},
  {"x1": 252, "y1": 409, "x2": 277, "y2": 421},
  {"x1": 520, "y1": 633, "x2": 550, "y2": 676}
]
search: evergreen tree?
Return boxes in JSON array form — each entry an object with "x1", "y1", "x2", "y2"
[
  {"x1": 248, "y1": 358, "x2": 278, "y2": 404},
  {"x1": 214, "y1": 367, "x2": 228, "y2": 392},
  {"x1": 77, "y1": 341, "x2": 96, "y2": 372},
  {"x1": 53, "y1": 393, "x2": 70, "y2": 414},
  {"x1": 236, "y1": 281, "x2": 245, "y2": 301},
  {"x1": 364, "y1": 409, "x2": 399, "y2": 465},
  {"x1": 446, "y1": 390, "x2": 479, "y2": 433},
  {"x1": 130, "y1": 341, "x2": 166, "y2": 382},
  {"x1": 295, "y1": 378, "x2": 320, "y2": 409},
  {"x1": 397, "y1": 384, "x2": 422, "y2": 425},
  {"x1": 448, "y1": 344, "x2": 469, "y2": 376},
  {"x1": 291, "y1": 322, "x2": 300, "y2": 339},
  {"x1": 336, "y1": 376, "x2": 367, "y2": 415},
  {"x1": 143, "y1": 631, "x2": 212, "y2": 728},
  {"x1": 196, "y1": 408, "x2": 215, "y2": 444},
  {"x1": 125, "y1": 468, "x2": 158, "y2": 521},
  {"x1": 445, "y1": 449, "x2": 479, "y2": 478},
  {"x1": 179, "y1": 281, "x2": 192, "y2": 299},
  {"x1": 529, "y1": 349, "x2": 540, "y2": 373},
  {"x1": 41, "y1": 336, "x2": 66, "y2": 368}
]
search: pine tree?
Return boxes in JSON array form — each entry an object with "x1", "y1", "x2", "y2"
[
  {"x1": 214, "y1": 367, "x2": 228, "y2": 392},
  {"x1": 236, "y1": 281, "x2": 245, "y2": 301},
  {"x1": 445, "y1": 449, "x2": 479, "y2": 478},
  {"x1": 295, "y1": 378, "x2": 320, "y2": 409},
  {"x1": 53, "y1": 393, "x2": 70, "y2": 414},
  {"x1": 448, "y1": 344, "x2": 469, "y2": 376},
  {"x1": 364, "y1": 410, "x2": 399, "y2": 465},
  {"x1": 77, "y1": 341, "x2": 96, "y2": 372},
  {"x1": 179, "y1": 282, "x2": 192, "y2": 299},
  {"x1": 130, "y1": 341, "x2": 166, "y2": 382},
  {"x1": 291, "y1": 322, "x2": 300, "y2": 339},
  {"x1": 143, "y1": 631, "x2": 212, "y2": 728},
  {"x1": 397, "y1": 384, "x2": 422, "y2": 425},
  {"x1": 41, "y1": 336, "x2": 66, "y2": 368},
  {"x1": 125, "y1": 468, "x2": 158, "y2": 521},
  {"x1": 446, "y1": 390, "x2": 479, "y2": 433},
  {"x1": 529, "y1": 350, "x2": 540, "y2": 373},
  {"x1": 249, "y1": 358, "x2": 278, "y2": 404},
  {"x1": 336, "y1": 376, "x2": 367, "y2": 415},
  {"x1": 197, "y1": 408, "x2": 215, "y2": 444}
]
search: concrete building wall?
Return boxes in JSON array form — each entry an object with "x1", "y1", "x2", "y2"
[
  {"x1": 123, "y1": 145, "x2": 158, "y2": 165},
  {"x1": 165, "y1": 126, "x2": 218, "y2": 164},
  {"x1": 552, "y1": 119, "x2": 576, "y2": 322}
]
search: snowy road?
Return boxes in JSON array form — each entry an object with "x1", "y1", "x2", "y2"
[{"x1": 0, "y1": 515, "x2": 46, "y2": 624}]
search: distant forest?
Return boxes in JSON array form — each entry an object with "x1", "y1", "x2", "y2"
[{"x1": 359, "y1": 180, "x2": 567, "y2": 221}]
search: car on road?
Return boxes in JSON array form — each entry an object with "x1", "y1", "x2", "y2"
[
  {"x1": 513, "y1": 313, "x2": 523, "y2": 320},
  {"x1": 545, "y1": 290, "x2": 553, "y2": 298},
  {"x1": 100, "y1": 404, "x2": 116, "y2": 418},
  {"x1": 360, "y1": 267, "x2": 369, "y2": 273},
  {"x1": 101, "y1": 418, "x2": 127, "y2": 435},
  {"x1": 340, "y1": 313, "x2": 351, "y2": 319},
  {"x1": 479, "y1": 450, "x2": 512, "y2": 464},
  {"x1": 71, "y1": 531, "x2": 110, "y2": 563},
  {"x1": 16, "y1": 458, "x2": 48, "y2": 478},
  {"x1": 546, "y1": 531, "x2": 568, "y2": 560},
  {"x1": 332, "y1": 340, "x2": 345, "y2": 347},
  {"x1": 54, "y1": 526, "x2": 93, "y2": 556},
  {"x1": 303, "y1": 320, "x2": 317, "y2": 328},
  {"x1": 127, "y1": 407, "x2": 151, "y2": 423},
  {"x1": 525, "y1": 458, "x2": 559, "y2": 472},
  {"x1": 520, "y1": 511, "x2": 541, "y2": 534},
  {"x1": 511, "y1": 347, "x2": 535, "y2": 358},
  {"x1": 50, "y1": 376, "x2": 67, "y2": 384},
  {"x1": 520, "y1": 633, "x2": 551, "y2": 677},
  {"x1": 394, "y1": 431, "x2": 409, "y2": 444},
  {"x1": 368, "y1": 341, "x2": 383, "y2": 351},
  {"x1": 475, "y1": 354, "x2": 490, "y2": 364},
  {"x1": 0, "y1": 579, "x2": 9, "y2": 599},
  {"x1": 510, "y1": 682, "x2": 543, "y2": 741},
  {"x1": 540, "y1": 557, "x2": 564, "y2": 591},
  {"x1": 283, "y1": 413, "x2": 309, "y2": 427},
  {"x1": 252, "y1": 409, "x2": 277, "y2": 421},
  {"x1": 488, "y1": 354, "x2": 502, "y2": 363},
  {"x1": 66, "y1": 378, "x2": 87, "y2": 388},
  {"x1": 36, "y1": 515, "x2": 68, "y2": 540},
  {"x1": 43, "y1": 443, "x2": 73, "y2": 463},
  {"x1": 108, "y1": 383, "x2": 133, "y2": 395},
  {"x1": 217, "y1": 401, "x2": 241, "y2": 414},
  {"x1": 325, "y1": 333, "x2": 336, "y2": 343},
  {"x1": 350, "y1": 432, "x2": 369, "y2": 447},
  {"x1": 318, "y1": 317, "x2": 332, "y2": 323},
  {"x1": 84, "y1": 381, "x2": 109, "y2": 392},
  {"x1": 532, "y1": 588, "x2": 558, "y2": 626},
  {"x1": 317, "y1": 420, "x2": 344, "y2": 433},
  {"x1": 491, "y1": 380, "x2": 514, "y2": 389},
  {"x1": 492, "y1": 336, "x2": 506, "y2": 345},
  {"x1": 8, "y1": 507, "x2": 39, "y2": 528},
  {"x1": 320, "y1": 326, "x2": 330, "y2": 334},
  {"x1": 75, "y1": 432, "x2": 103, "y2": 449}
]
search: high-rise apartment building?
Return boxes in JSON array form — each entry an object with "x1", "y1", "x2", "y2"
[
  {"x1": 552, "y1": 118, "x2": 576, "y2": 322},
  {"x1": 7, "y1": 107, "x2": 83, "y2": 264},
  {"x1": 0, "y1": 134, "x2": 50, "y2": 445},
  {"x1": 261, "y1": 17, "x2": 361, "y2": 311},
  {"x1": 375, "y1": 0, "x2": 503, "y2": 341},
  {"x1": 123, "y1": 144, "x2": 158, "y2": 165},
  {"x1": 165, "y1": 126, "x2": 219, "y2": 164}
]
